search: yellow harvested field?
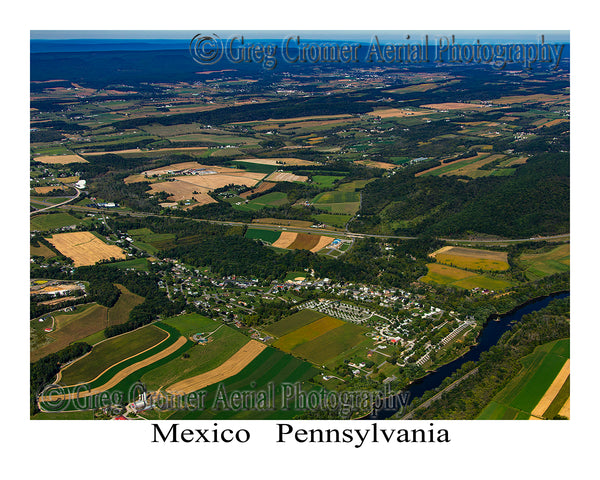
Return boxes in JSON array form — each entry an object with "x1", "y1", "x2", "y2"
[
  {"x1": 535, "y1": 118, "x2": 569, "y2": 129},
  {"x1": 265, "y1": 171, "x2": 308, "y2": 182},
  {"x1": 530, "y1": 360, "x2": 570, "y2": 418},
  {"x1": 356, "y1": 160, "x2": 397, "y2": 170},
  {"x1": 58, "y1": 176, "x2": 79, "y2": 183},
  {"x1": 272, "y1": 231, "x2": 298, "y2": 249},
  {"x1": 147, "y1": 181, "x2": 217, "y2": 204},
  {"x1": 166, "y1": 340, "x2": 266, "y2": 394},
  {"x1": 311, "y1": 236, "x2": 335, "y2": 252},
  {"x1": 490, "y1": 94, "x2": 569, "y2": 105},
  {"x1": 368, "y1": 108, "x2": 429, "y2": 118},
  {"x1": 237, "y1": 157, "x2": 315, "y2": 166},
  {"x1": 430, "y1": 246, "x2": 509, "y2": 271},
  {"x1": 48, "y1": 231, "x2": 126, "y2": 267},
  {"x1": 506, "y1": 156, "x2": 529, "y2": 166},
  {"x1": 415, "y1": 152, "x2": 490, "y2": 177},
  {"x1": 34, "y1": 186, "x2": 67, "y2": 194},
  {"x1": 35, "y1": 154, "x2": 88, "y2": 164},
  {"x1": 558, "y1": 397, "x2": 570, "y2": 419},
  {"x1": 172, "y1": 172, "x2": 265, "y2": 190},
  {"x1": 45, "y1": 336, "x2": 188, "y2": 400},
  {"x1": 440, "y1": 154, "x2": 506, "y2": 178},
  {"x1": 420, "y1": 102, "x2": 491, "y2": 110}
]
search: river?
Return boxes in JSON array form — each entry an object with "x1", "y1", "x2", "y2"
[{"x1": 363, "y1": 291, "x2": 570, "y2": 420}]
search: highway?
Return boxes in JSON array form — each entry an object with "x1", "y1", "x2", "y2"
[
  {"x1": 48, "y1": 203, "x2": 569, "y2": 245},
  {"x1": 30, "y1": 187, "x2": 82, "y2": 216}
]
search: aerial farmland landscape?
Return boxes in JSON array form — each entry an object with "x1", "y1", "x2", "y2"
[{"x1": 30, "y1": 30, "x2": 570, "y2": 423}]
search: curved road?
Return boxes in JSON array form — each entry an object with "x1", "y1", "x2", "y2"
[{"x1": 30, "y1": 187, "x2": 82, "y2": 216}]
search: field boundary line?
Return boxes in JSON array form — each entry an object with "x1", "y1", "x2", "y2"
[
  {"x1": 166, "y1": 340, "x2": 266, "y2": 394},
  {"x1": 58, "y1": 325, "x2": 172, "y2": 388},
  {"x1": 44, "y1": 335, "x2": 188, "y2": 401},
  {"x1": 530, "y1": 358, "x2": 570, "y2": 418}
]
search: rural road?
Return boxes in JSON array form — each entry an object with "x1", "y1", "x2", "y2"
[
  {"x1": 30, "y1": 187, "x2": 82, "y2": 216},
  {"x1": 51, "y1": 204, "x2": 570, "y2": 245}
]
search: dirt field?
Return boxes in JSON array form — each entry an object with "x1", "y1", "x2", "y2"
[
  {"x1": 172, "y1": 172, "x2": 265, "y2": 189},
  {"x1": 147, "y1": 181, "x2": 216, "y2": 204},
  {"x1": 237, "y1": 158, "x2": 315, "y2": 166},
  {"x1": 239, "y1": 181, "x2": 277, "y2": 199},
  {"x1": 48, "y1": 231, "x2": 126, "y2": 267},
  {"x1": 272, "y1": 232, "x2": 299, "y2": 249},
  {"x1": 356, "y1": 160, "x2": 397, "y2": 170},
  {"x1": 272, "y1": 232, "x2": 334, "y2": 252},
  {"x1": 252, "y1": 218, "x2": 314, "y2": 227},
  {"x1": 420, "y1": 102, "x2": 491, "y2": 110},
  {"x1": 44, "y1": 336, "x2": 188, "y2": 401},
  {"x1": 34, "y1": 186, "x2": 67, "y2": 194},
  {"x1": 265, "y1": 171, "x2": 308, "y2": 182},
  {"x1": 34, "y1": 154, "x2": 88, "y2": 164},
  {"x1": 530, "y1": 359, "x2": 570, "y2": 418},
  {"x1": 367, "y1": 108, "x2": 429, "y2": 118},
  {"x1": 166, "y1": 340, "x2": 266, "y2": 394},
  {"x1": 310, "y1": 235, "x2": 336, "y2": 252},
  {"x1": 38, "y1": 296, "x2": 78, "y2": 306}
]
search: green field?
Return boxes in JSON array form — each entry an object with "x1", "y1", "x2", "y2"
[
  {"x1": 246, "y1": 192, "x2": 289, "y2": 209},
  {"x1": 30, "y1": 212, "x2": 86, "y2": 231},
  {"x1": 107, "y1": 284, "x2": 145, "y2": 327},
  {"x1": 312, "y1": 213, "x2": 353, "y2": 227},
  {"x1": 273, "y1": 316, "x2": 344, "y2": 352},
  {"x1": 477, "y1": 339, "x2": 569, "y2": 420},
  {"x1": 313, "y1": 190, "x2": 360, "y2": 203},
  {"x1": 420, "y1": 263, "x2": 513, "y2": 291},
  {"x1": 127, "y1": 227, "x2": 176, "y2": 254},
  {"x1": 32, "y1": 410, "x2": 95, "y2": 420},
  {"x1": 59, "y1": 324, "x2": 168, "y2": 386},
  {"x1": 292, "y1": 322, "x2": 370, "y2": 366},
  {"x1": 519, "y1": 244, "x2": 570, "y2": 281},
  {"x1": 166, "y1": 347, "x2": 320, "y2": 420},
  {"x1": 39, "y1": 322, "x2": 192, "y2": 411},
  {"x1": 162, "y1": 313, "x2": 223, "y2": 337},
  {"x1": 245, "y1": 228, "x2": 282, "y2": 244},
  {"x1": 103, "y1": 258, "x2": 150, "y2": 271},
  {"x1": 31, "y1": 303, "x2": 108, "y2": 362},
  {"x1": 141, "y1": 315, "x2": 250, "y2": 389},
  {"x1": 265, "y1": 309, "x2": 325, "y2": 337},
  {"x1": 311, "y1": 175, "x2": 345, "y2": 187}
]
